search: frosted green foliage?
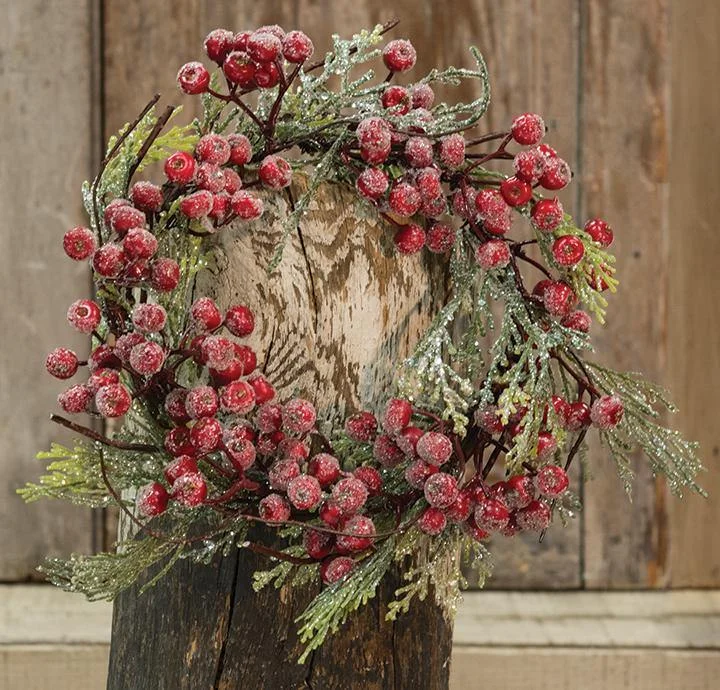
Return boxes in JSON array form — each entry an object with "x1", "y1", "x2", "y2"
[
  {"x1": 554, "y1": 490, "x2": 582, "y2": 527},
  {"x1": 587, "y1": 362, "x2": 705, "y2": 496},
  {"x1": 252, "y1": 546, "x2": 314, "y2": 592}
]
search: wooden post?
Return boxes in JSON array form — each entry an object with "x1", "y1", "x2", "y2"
[{"x1": 107, "y1": 183, "x2": 454, "y2": 689}]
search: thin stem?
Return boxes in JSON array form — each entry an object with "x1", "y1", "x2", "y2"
[
  {"x1": 50, "y1": 414, "x2": 159, "y2": 453},
  {"x1": 125, "y1": 104, "x2": 177, "y2": 190}
]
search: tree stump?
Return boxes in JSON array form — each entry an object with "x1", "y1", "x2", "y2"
[{"x1": 108, "y1": 183, "x2": 454, "y2": 690}]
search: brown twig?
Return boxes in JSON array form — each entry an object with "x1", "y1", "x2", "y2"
[{"x1": 50, "y1": 414, "x2": 159, "y2": 453}]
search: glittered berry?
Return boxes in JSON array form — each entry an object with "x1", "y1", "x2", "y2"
[
  {"x1": 223, "y1": 51, "x2": 256, "y2": 88},
  {"x1": 540, "y1": 157, "x2": 572, "y2": 190},
  {"x1": 164, "y1": 455, "x2": 198, "y2": 485},
  {"x1": 388, "y1": 182, "x2": 421, "y2": 217},
  {"x1": 475, "y1": 239, "x2": 511, "y2": 270},
  {"x1": 426, "y1": 223, "x2": 456, "y2": 253},
  {"x1": 552, "y1": 235, "x2": 585, "y2": 267},
  {"x1": 584, "y1": 218, "x2": 614, "y2": 247},
  {"x1": 164, "y1": 427, "x2": 194, "y2": 457},
  {"x1": 396, "y1": 425, "x2": 424, "y2": 456},
  {"x1": 247, "y1": 31, "x2": 282, "y2": 62},
  {"x1": 226, "y1": 437, "x2": 257, "y2": 471},
  {"x1": 337, "y1": 515, "x2": 376, "y2": 552},
  {"x1": 256, "y1": 404, "x2": 282, "y2": 434},
  {"x1": 515, "y1": 499, "x2": 551, "y2": 531},
  {"x1": 129, "y1": 341, "x2": 165, "y2": 376},
  {"x1": 114, "y1": 334, "x2": 146, "y2": 364},
  {"x1": 88, "y1": 368, "x2": 120, "y2": 394},
  {"x1": 320, "y1": 556, "x2": 355, "y2": 585},
  {"x1": 416, "y1": 432, "x2": 452, "y2": 466},
  {"x1": 474, "y1": 497, "x2": 510, "y2": 531},
  {"x1": 564, "y1": 401, "x2": 591, "y2": 431},
  {"x1": 282, "y1": 398, "x2": 317, "y2": 434},
  {"x1": 331, "y1": 477, "x2": 368, "y2": 514},
  {"x1": 536, "y1": 465, "x2": 569, "y2": 498},
  {"x1": 561, "y1": 310, "x2": 591, "y2": 333},
  {"x1": 199, "y1": 336, "x2": 233, "y2": 369},
  {"x1": 418, "y1": 507, "x2": 447, "y2": 535},
  {"x1": 185, "y1": 386, "x2": 219, "y2": 419},
  {"x1": 46, "y1": 347, "x2": 79, "y2": 379},
  {"x1": 382, "y1": 398, "x2": 412, "y2": 434},
  {"x1": 373, "y1": 434, "x2": 405, "y2": 467},
  {"x1": 416, "y1": 167, "x2": 442, "y2": 201},
  {"x1": 381, "y1": 85, "x2": 410, "y2": 114},
  {"x1": 230, "y1": 191, "x2": 264, "y2": 220},
  {"x1": 248, "y1": 374, "x2": 275, "y2": 404},
  {"x1": 404, "y1": 459, "x2": 437, "y2": 489},
  {"x1": 356, "y1": 167, "x2": 389, "y2": 201},
  {"x1": 475, "y1": 189, "x2": 512, "y2": 235},
  {"x1": 475, "y1": 405, "x2": 503, "y2": 434},
  {"x1": 259, "y1": 493, "x2": 291, "y2": 523},
  {"x1": 95, "y1": 383, "x2": 131, "y2": 418},
  {"x1": 500, "y1": 176, "x2": 533, "y2": 207},
  {"x1": 423, "y1": 472, "x2": 459, "y2": 509},
  {"x1": 543, "y1": 281, "x2": 577, "y2": 318},
  {"x1": 439, "y1": 133, "x2": 465, "y2": 168},
  {"x1": 138, "y1": 482, "x2": 169, "y2": 517},
  {"x1": 504, "y1": 475, "x2": 535, "y2": 510},
  {"x1": 259, "y1": 155, "x2": 292, "y2": 189},
  {"x1": 67, "y1": 299, "x2": 101, "y2": 334},
  {"x1": 357, "y1": 117, "x2": 392, "y2": 165},
  {"x1": 164, "y1": 388, "x2": 190, "y2": 423},
  {"x1": 58, "y1": 384, "x2": 92, "y2": 414},
  {"x1": 92, "y1": 243, "x2": 126, "y2": 277},
  {"x1": 446, "y1": 489, "x2": 474, "y2": 523},
  {"x1": 531, "y1": 197, "x2": 564, "y2": 232},
  {"x1": 131, "y1": 303, "x2": 166, "y2": 333},
  {"x1": 344, "y1": 411, "x2": 378, "y2": 443},
  {"x1": 220, "y1": 380, "x2": 256, "y2": 414},
  {"x1": 227, "y1": 134, "x2": 252, "y2": 166},
  {"x1": 511, "y1": 113, "x2": 546, "y2": 146},
  {"x1": 513, "y1": 147, "x2": 546, "y2": 184},
  {"x1": 308, "y1": 453, "x2": 341, "y2": 487},
  {"x1": 394, "y1": 224, "x2": 426, "y2": 255},
  {"x1": 319, "y1": 500, "x2": 344, "y2": 527},
  {"x1": 172, "y1": 471, "x2": 207, "y2": 507},
  {"x1": 130, "y1": 181, "x2": 163, "y2": 213},
  {"x1": 452, "y1": 187, "x2": 476, "y2": 220},
  {"x1": 177, "y1": 61, "x2": 210, "y2": 94},
  {"x1": 304, "y1": 529, "x2": 333, "y2": 560},
  {"x1": 223, "y1": 305, "x2": 254, "y2": 338},
  {"x1": 63, "y1": 226, "x2": 96, "y2": 261},
  {"x1": 195, "y1": 163, "x2": 226, "y2": 194},
  {"x1": 353, "y1": 466, "x2": 382, "y2": 495},
  {"x1": 164, "y1": 151, "x2": 196, "y2": 184},
  {"x1": 269, "y1": 459, "x2": 301, "y2": 491},
  {"x1": 382, "y1": 39, "x2": 417, "y2": 72},
  {"x1": 196, "y1": 134, "x2": 231, "y2": 165},
  {"x1": 180, "y1": 190, "x2": 213, "y2": 218},
  {"x1": 404, "y1": 136, "x2": 433, "y2": 168},
  {"x1": 287, "y1": 474, "x2": 322, "y2": 511},
  {"x1": 203, "y1": 29, "x2": 234, "y2": 63},
  {"x1": 590, "y1": 394, "x2": 624, "y2": 430},
  {"x1": 104, "y1": 201, "x2": 145, "y2": 236},
  {"x1": 282, "y1": 30, "x2": 314, "y2": 62},
  {"x1": 151, "y1": 258, "x2": 180, "y2": 292},
  {"x1": 189, "y1": 417, "x2": 222, "y2": 454},
  {"x1": 191, "y1": 297, "x2": 222, "y2": 331},
  {"x1": 210, "y1": 192, "x2": 231, "y2": 223}
]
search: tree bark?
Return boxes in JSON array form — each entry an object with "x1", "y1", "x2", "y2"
[{"x1": 108, "y1": 182, "x2": 453, "y2": 689}]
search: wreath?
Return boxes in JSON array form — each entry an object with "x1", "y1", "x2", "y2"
[{"x1": 21, "y1": 21, "x2": 704, "y2": 659}]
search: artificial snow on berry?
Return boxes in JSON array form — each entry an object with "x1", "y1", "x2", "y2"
[
  {"x1": 475, "y1": 239, "x2": 511, "y2": 269},
  {"x1": 63, "y1": 226, "x2": 96, "y2": 261},
  {"x1": 190, "y1": 417, "x2": 223, "y2": 454},
  {"x1": 584, "y1": 218, "x2": 614, "y2": 247},
  {"x1": 191, "y1": 297, "x2": 222, "y2": 331},
  {"x1": 396, "y1": 426, "x2": 424, "y2": 456},
  {"x1": 439, "y1": 133, "x2": 465, "y2": 168},
  {"x1": 515, "y1": 500, "x2": 552, "y2": 531},
  {"x1": 513, "y1": 148, "x2": 546, "y2": 184},
  {"x1": 227, "y1": 134, "x2": 252, "y2": 166},
  {"x1": 138, "y1": 482, "x2": 169, "y2": 517},
  {"x1": 204, "y1": 29, "x2": 234, "y2": 63},
  {"x1": 67, "y1": 299, "x2": 101, "y2": 334},
  {"x1": 304, "y1": 529, "x2": 333, "y2": 560},
  {"x1": 151, "y1": 258, "x2": 180, "y2": 291},
  {"x1": 388, "y1": 182, "x2": 422, "y2": 217},
  {"x1": 195, "y1": 163, "x2": 226, "y2": 193},
  {"x1": 337, "y1": 515, "x2": 376, "y2": 552},
  {"x1": 394, "y1": 224, "x2": 426, "y2": 255},
  {"x1": 259, "y1": 493, "x2": 291, "y2": 523},
  {"x1": 185, "y1": 385, "x2": 219, "y2": 419},
  {"x1": 561, "y1": 310, "x2": 592, "y2": 332},
  {"x1": 344, "y1": 411, "x2": 378, "y2": 442},
  {"x1": 92, "y1": 243, "x2": 126, "y2": 277},
  {"x1": 282, "y1": 30, "x2": 314, "y2": 62},
  {"x1": 511, "y1": 113, "x2": 546, "y2": 146},
  {"x1": 590, "y1": 394, "x2": 624, "y2": 430},
  {"x1": 248, "y1": 374, "x2": 275, "y2": 404},
  {"x1": 418, "y1": 507, "x2": 447, "y2": 535},
  {"x1": 475, "y1": 189, "x2": 512, "y2": 235},
  {"x1": 381, "y1": 85, "x2": 410, "y2": 114},
  {"x1": 320, "y1": 556, "x2": 355, "y2": 585},
  {"x1": 281, "y1": 398, "x2": 316, "y2": 434},
  {"x1": 552, "y1": 235, "x2": 585, "y2": 267},
  {"x1": 531, "y1": 197, "x2": 564, "y2": 232},
  {"x1": 426, "y1": 223, "x2": 456, "y2": 253},
  {"x1": 566, "y1": 401, "x2": 592, "y2": 431},
  {"x1": 416, "y1": 432, "x2": 453, "y2": 466},
  {"x1": 540, "y1": 157, "x2": 572, "y2": 190},
  {"x1": 504, "y1": 475, "x2": 535, "y2": 509},
  {"x1": 58, "y1": 384, "x2": 92, "y2": 414},
  {"x1": 474, "y1": 497, "x2": 510, "y2": 531},
  {"x1": 287, "y1": 474, "x2": 322, "y2": 511},
  {"x1": 308, "y1": 453, "x2": 341, "y2": 487},
  {"x1": 356, "y1": 167, "x2": 389, "y2": 201},
  {"x1": 247, "y1": 31, "x2": 283, "y2": 62},
  {"x1": 543, "y1": 281, "x2": 577, "y2": 318},
  {"x1": 95, "y1": 383, "x2": 132, "y2": 418},
  {"x1": 129, "y1": 341, "x2": 165, "y2": 376},
  {"x1": 46, "y1": 347, "x2": 79, "y2": 379},
  {"x1": 259, "y1": 155, "x2": 293, "y2": 189},
  {"x1": 382, "y1": 398, "x2": 412, "y2": 434},
  {"x1": 224, "y1": 304, "x2": 255, "y2": 337},
  {"x1": 446, "y1": 489, "x2": 474, "y2": 523},
  {"x1": 357, "y1": 117, "x2": 391, "y2": 165},
  {"x1": 104, "y1": 201, "x2": 145, "y2": 236},
  {"x1": 123, "y1": 228, "x2": 158, "y2": 260},
  {"x1": 382, "y1": 39, "x2": 417, "y2": 72},
  {"x1": 353, "y1": 466, "x2": 383, "y2": 495},
  {"x1": 220, "y1": 380, "x2": 256, "y2": 414},
  {"x1": 331, "y1": 477, "x2": 368, "y2": 514},
  {"x1": 230, "y1": 191, "x2": 264, "y2": 220},
  {"x1": 500, "y1": 176, "x2": 533, "y2": 207},
  {"x1": 172, "y1": 471, "x2": 208, "y2": 507},
  {"x1": 180, "y1": 190, "x2": 213, "y2": 218},
  {"x1": 269, "y1": 458, "x2": 301, "y2": 491},
  {"x1": 536, "y1": 465, "x2": 570, "y2": 498},
  {"x1": 404, "y1": 136, "x2": 434, "y2": 168},
  {"x1": 423, "y1": 473, "x2": 459, "y2": 509},
  {"x1": 131, "y1": 303, "x2": 166, "y2": 333},
  {"x1": 164, "y1": 151, "x2": 196, "y2": 184},
  {"x1": 373, "y1": 434, "x2": 405, "y2": 467}
]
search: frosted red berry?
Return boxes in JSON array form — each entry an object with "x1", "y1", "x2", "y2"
[
  {"x1": 319, "y1": 500, "x2": 343, "y2": 527},
  {"x1": 404, "y1": 459, "x2": 438, "y2": 489},
  {"x1": 67, "y1": 299, "x2": 101, "y2": 334},
  {"x1": 320, "y1": 556, "x2": 355, "y2": 585},
  {"x1": 373, "y1": 434, "x2": 405, "y2": 467},
  {"x1": 439, "y1": 134, "x2": 465, "y2": 168},
  {"x1": 185, "y1": 386, "x2": 219, "y2": 419},
  {"x1": 164, "y1": 388, "x2": 190, "y2": 423},
  {"x1": 220, "y1": 381, "x2": 256, "y2": 414},
  {"x1": 418, "y1": 507, "x2": 447, "y2": 535},
  {"x1": 196, "y1": 134, "x2": 231, "y2": 165},
  {"x1": 531, "y1": 197, "x2": 564, "y2": 232},
  {"x1": 536, "y1": 432, "x2": 558, "y2": 460},
  {"x1": 389, "y1": 182, "x2": 422, "y2": 217},
  {"x1": 104, "y1": 201, "x2": 145, "y2": 236},
  {"x1": 87, "y1": 368, "x2": 120, "y2": 394},
  {"x1": 396, "y1": 425, "x2": 424, "y2": 456},
  {"x1": 230, "y1": 191, "x2": 264, "y2": 220},
  {"x1": 536, "y1": 465, "x2": 569, "y2": 498},
  {"x1": 195, "y1": 163, "x2": 226, "y2": 194},
  {"x1": 113, "y1": 333, "x2": 145, "y2": 363},
  {"x1": 287, "y1": 474, "x2": 322, "y2": 511},
  {"x1": 353, "y1": 466, "x2": 383, "y2": 496},
  {"x1": 426, "y1": 223, "x2": 456, "y2": 253},
  {"x1": 584, "y1": 218, "x2": 614, "y2": 247},
  {"x1": 382, "y1": 39, "x2": 417, "y2": 72},
  {"x1": 223, "y1": 305, "x2": 254, "y2": 338},
  {"x1": 200, "y1": 336, "x2": 234, "y2": 369},
  {"x1": 357, "y1": 117, "x2": 391, "y2": 165},
  {"x1": 129, "y1": 341, "x2": 166, "y2": 376},
  {"x1": 381, "y1": 85, "x2": 410, "y2": 114},
  {"x1": 227, "y1": 134, "x2": 252, "y2": 166},
  {"x1": 180, "y1": 190, "x2": 213, "y2": 218},
  {"x1": 394, "y1": 224, "x2": 426, "y2": 255},
  {"x1": 475, "y1": 405, "x2": 504, "y2": 434},
  {"x1": 500, "y1": 176, "x2": 533, "y2": 207},
  {"x1": 191, "y1": 297, "x2": 222, "y2": 331},
  {"x1": 164, "y1": 151, "x2": 196, "y2": 184},
  {"x1": 256, "y1": 403, "x2": 283, "y2": 433},
  {"x1": 411, "y1": 83, "x2": 435, "y2": 109},
  {"x1": 416, "y1": 432, "x2": 452, "y2": 466},
  {"x1": 247, "y1": 31, "x2": 283, "y2": 62},
  {"x1": 337, "y1": 515, "x2": 376, "y2": 552},
  {"x1": 474, "y1": 497, "x2": 510, "y2": 531},
  {"x1": 590, "y1": 394, "x2": 624, "y2": 430},
  {"x1": 138, "y1": 482, "x2": 169, "y2": 517},
  {"x1": 543, "y1": 281, "x2": 577, "y2": 318},
  {"x1": 259, "y1": 493, "x2": 291, "y2": 523},
  {"x1": 511, "y1": 113, "x2": 546, "y2": 146},
  {"x1": 282, "y1": 30, "x2": 314, "y2": 62},
  {"x1": 561, "y1": 310, "x2": 591, "y2": 333},
  {"x1": 223, "y1": 51, "x2": 256, "y2": 88},
  {"x1": 344, "y1": 412, "x2": 378, "y2": 443},
  {"x1": 566, "y1": 401, "x2": 592, "y2": 431},
  {"x1": 503, "y1": 475, "x2": 535, "y2": 510},
  {"x1": 259, "y1": 155, "x2": 293, "y2": 189},
  {"x1": 95, "y1": 383, "x2": 132, "y2": 418},
  {"x1": 131, "y1": 303, "x2": 166, "y2": 333},
  {"x1": 446, "y1": 489, "x2": 474, "y2": 523},
  {"x1": 552, "y1": 235, "x2": 585, "y2": 267},
  {"x1": 177, "y1": 61, "x2": 210, "y2": 94},
  {"x1": 382, "y1": 398, "x2": 412, "y2": 434},
  {"x1": 356, "y1": 167, "x2": 389, "y2": 201},
  {"x1": 203, "y1": 29, "x2": 234, "y2": 63},
  {"x1": 331, "y1": 477, "x2": 368, "y2": 514},
  {"x1": 404, "y1": 136, "x2": 433, "y2": 168},
  {"x1": 248, "y1": 374, "x2": 275, "y2": 404},
  {"x1": 475, "y1": 189, "x2": 512, "y2": 235},
  {"x1": 130, "y1": 181, "x2": 163, "y2": 213},
  {"x1": 452, "y1": 187, "x2": 476, "y2": 220},
  {"x1": 304, "y1": 529, "x2": 333, "y2": 560},
  {"x1": 423, "y1": 472, "x2": 459, "y2": 509},
  {"x1": 513, "y1": 147, "x2": 546, "y2": 184},
  {"x1": 282, "y1": 398, "x2": 317, "y2": 434},
  {"x1": 226, "y1": 437, "x2": 257, "y2": 471},
  {"x1": 151, "y1": 258, "x2": 180, "y2": 291},
  {"x1": 164, "y1": 427, "x2": 194, "y2": 457},
  {"x1": 475, "y1": 239, "x2": 511, "y2": 270},
  {"x1": 190, "y1": 417, "x2": 223, "y2": 454},
  {"x1": 92, "y1": 243, "x2": 126, "y2": 277},
  {"x1": 308, "y1": 453, "x2": 341, "y2": 487},
  {"x1": 58, "y1": 384, "x2": 92, "y2": 414},
  {"x1": 540, "y1": 157, "x2": 572, "y2": 190},
  {"x1": 172, "y1": 471, "x2": 208, "y2": 507},
  {"x1": 416, "y1": 167, "x2": 442, "y2": 201},
  {"x1": 63, "y1": 226, "x2": 96, "y2": 261},
  {"x1": 164, "y1": 455, "x2": 199, "y2": 485},
  {"x1": 46, "y1": 348, "x2": 79, "y2": 379},
  {"x1": 515, "y1": 500, "x2": 551, "y2": 531},
  {"x1": 269, "y1": 459, "x2": 301, "y2": 491}
]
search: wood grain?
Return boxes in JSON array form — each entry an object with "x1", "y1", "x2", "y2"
[
  {"x1": 0, "y1": 0, "x2": 96, "y2": 579},
  {"x1": 579, "y1": 0, "x2": 672, "y2": 588},
  {"x1": 666, "y1": 0, "x2": 720, "y2": 586}
]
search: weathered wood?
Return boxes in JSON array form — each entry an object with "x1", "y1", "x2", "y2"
[
  {"x1": 108, "y1": 184, "x2": 452, "y2": 689},
  {"x1": 666, "y1": 0, "x2": 720, "y2": 586},
  {"x1": 580, "y1": 0, "x2": 672, "y2": 587},
  {"x1": 0, "y1": 0, "x2": 96, "y2": 579}
]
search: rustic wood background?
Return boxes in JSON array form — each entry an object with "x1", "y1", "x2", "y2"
[{"x1": 2, "y1": 0, "x2": 717, "y2": 590}]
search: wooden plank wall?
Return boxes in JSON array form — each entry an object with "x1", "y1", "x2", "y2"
[{"x1": 2, "y1": 0, "x2": 717, "y2": 589}]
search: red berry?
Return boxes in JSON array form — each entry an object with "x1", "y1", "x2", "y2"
[
  {"x1": 210, "y1": 192, "x2": 231, "y2": 223},
  {"x1": 92, "y1": 243, "x2": 126, "y2": 277},
  {"x1": 138, "y1": 482, "x2": 169, "y2": 517},
  {"x1": 475, "y1": 189, "x2": 512, "y2": 235},
  {"x1": 122, "y1": 229, "x2": 157, "y2": 264},
  {"x1": 196, "y1": 134, "x2": 231, "y2": 165},
  {"x1": 345, "y1": 411, "x2": 378, "y2": 442},
  {"x1": 113, "y1": 333, "x2": 145, "y2": 363},
  {"x1": 164, "y1": 389, "x2": 190, "y2": 423},
  {"x1": 353, "y1": 466, "x2": 383, "y2": 495},
  {"x1": 452, "y1": 187, "x2": 476, "y2": 220},
  {"x1": 500, "y1": 176, "x2": 533, "y2": 207},
  {"x1": 151, "y1": 258, "x2": 180, "y2": 291},
  {"x1": 190, "y1": 417, "x2": 223, "y2": 454},
  {"x1": 282, "y1": 30, "x2": 314, "y2": 63},
  {"x1": 411, "y1": 83, "x2": 435, "y2": 109},
  {"x1": 536, "y1": 432, "x2": 558, "y2": 460},
  {"x1": 287, "y1": 474, "x2": 322, "y2": 511},
  {"x1": 426, "y1": 223, "x2": 456, "y2": 253},
  {"x1": 540, "y1": 157, "x2": 572, "y2": 190},
  {"x1": 63, "y1": 226, "x2": 96, "y2": 261},
  {"x1": 416, "y1": 167, "x2": 442, "y2": 200},
  {"x1": 195, "y1": 163, "x2": 225, "y2": 194},
  {"x1": 304, "y1": 529, "x2": 333, "y2": 560},
  {"x1": 256, "y1": 403, "x2": 283, "y2": 433},
  {"x1": 513, "y1": 148, "x2": 547, "y2": 184},
  {"x1": 474, "y1": 497, "x2": 510, "y2": 531},
  {"x1": 550, "y1": 396, "x2": 571, "y2": 427},
  {"x1": 129, "y1": 341, "x2": 165, "y2": 376},
  {"x1": 536, "y1": 465, "x2": 569, "y2": 498},
  {"x1": 256, "y1": 24, "x2": 285, "y2": 40},
  {"x1": 255, "y1": 61, "x2": 281, "y2": 90},
  {"x1": 566, "y1": 401, "x2": 592, "y2": 431},
  {"x1": 464, "y1": 518, "x2": 490, "y2": 543},
  {"x1": 511, "y1": 113, "x2": 546, "y2": 146},
  {"x1": 416, "y1": 432, "x2": 452, "y2": 466},
  {"x1": 58, "y1": 384, "x2": 92, "y2": 414},
  {"x1": 191, "y1": 297, "x2": 222, "y2": 331},
  {"x1": 561, "y1": 310, "x2": 591, "y2": 332},
  {"x1": 223, "y1": 51, "x2": 257, "y2": 88},
  {"x1": 538, "y1": 143, "x2": 558, "y2": 159},
  {"x1": 475, "y1": 239, "x2": 511, "y2": 269},
  {"x1": 259, "y1": 493, "x2": 291, "y2": 523},
  {"x1": 590, "y1": 394, "x2": 624, "y2": 430},
  {"x1": 220, "y1": 380, "x2": 256, "y2": 414},
  {"x1": 278, "y1": 437, "x2": 310, "y2": 463},
  {"x1": 131, "y1": 303, "x2": 166, "y2": 333},
  {"x1": 222, "y1": 169, "x2": 242, "y2": 196},
  {"x1": 269, "y1": 459, "x2": 301, "y2": 491},
  {"x1": 424, "y1": 472, "x2": 459, "y2": 509},
  {"x1": 104, "y1": 201, "x2": 145, "y2": 236},
  {"x1": 382, "y1": 398, "x2": 412, "y2": 434},
  {"x1": 584, "y1": 218, "x2": 614, "y2": 247},
  {"x1": 396, "y1": 425, "x2": 424, "y2": 456},
  {"x1": 203, "y1": 29, "x2": 234, "y2": 63},
  {"x1": 308, "y1": 453, "x2": 341, "y2": 487},
  {"x1": 87, "y1": 367, "x2": 120, "y2": 394},
  {"x1": 446, "y1": 489, "x2": 474, "y2": 523},
  {"x1": 531, "y1": 197, "x2": 564, "y2": 232},
  {"x1": 475, "y1": 405, "x2": 503, "y2": 434},
  {"x1": 230, "y1": 191, "x2": 264, "y2": 220},
  {"x1": 388, "y1": 182, "x2": 422, "y2": 217},
  {"x1": 67, "y1": 299, "x2": 101, "y2": 333},
  {"x1": 331, "y1": 477, "x2": 368, "y2": 514},
  {"x1": 373, "y1": 434, "x2": 405, "y2": 467},
  {"x1": 259, "y1": 155, "x2": 292, "y2": 189},
  {"x1": 185, "y1": 386, "x2": 219, "y2": 419},
  {"x1": 320, "y1": 556, "x2": 355, "y2": 584},
  {"x1": 381, "y1": 85, "x2": 410, "y2": 114},
  {"x1": 247, "y1": 31, "x2": 282, "y2": 62},
  {"x1": 282, "y1": 398, "x2": 317, "y2": 434},
  {"x1": 164, "y1": 151, "x2": 196, "y2": 184},
  {"x1": 46, "y1": 347, "x2": 79, "y2": 379},
  {"x1": 95, "y1": 383, "x2": 132, "y2": 418},
  {"x1": 404, "y1": 136, "x2": 433, "y2": 168},
  {"x1": 515, "y1": 500, "x2": 551, "y2": 531},
  {"x1": 552, "y1": 235, "x2": 585, "y2": 267},
  {"x1": 439, "y1": 134, "x2": 465, "y2": 168},
  {"x1": 394, "y1": 224, "x2": 426, "y2": 255},
  {"x1": 226, "y1": 437, "x2": 257, "y2": 471},
  {"x1": 177, "y1": 61, "x2": 210, "y2": 94},
  {"x1": 164, "y1": 427, "x2": 194, "y2": 457},
  {"x1": 319, "y1": 500, "x2": 344, "y2": 527},
  {"x1": 337, "y1": 515, "x2": 376, "y2": 552},
  {"x1": 200, "y1": 336, "x2": 235, "y2": 369},
  {"x1": 227, "y1": 134, "x2": 252, "y2": 166},
  {"x1": 404, "y1": 459, "x2": 438, "y2": 489},
  {"x1": 172, "y1": 471, "x2": 207, "y2": 507},
  {"x1": 418, "y1": 507, "x2": 447, "y2": 535},
  {"x1": 357, "y1": 117, "x2": 392, "y2": 165},
  {"x1": 543, "y1": 281, "x2": 577, "y2": 318},
  {"x1": 248, "y1": 374, "x2": 275, "y2": 404},
  {"x1": 164, "y1": 455, "x2": 199, "y2": 485},
  {"x1": 382, "y1": 39, "x2": 417, "y2": 72},
  {"x1": 223, "y1": 305, "x2": 254, "y2": 338},
  {"x1": 356, "y1": 167, "x2": 389, "y2": 200},
  {"x1": 180, "y1": 190, "x2": 213, "y2": 218}
]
